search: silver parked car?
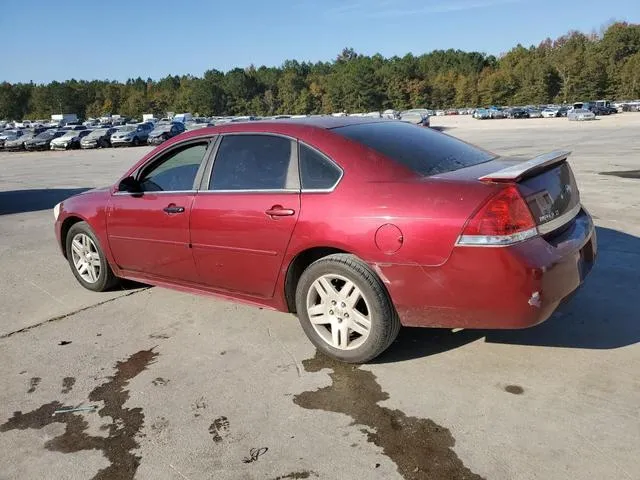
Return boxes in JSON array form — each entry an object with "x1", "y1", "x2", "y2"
[
  {"x1": 111, "y1": 123, "x2": 154, "y2": 147},
  {"x1": 567, "y1": 108, "x2": 596, "y2": 121},
  {"x1": 0, "y1": 129, "x2": 24, "y2": 148},
  {"x1": 400, "y1": 109, "x2": 430, "y2": 127}
]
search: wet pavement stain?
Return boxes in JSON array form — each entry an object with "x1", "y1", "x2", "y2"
[
  {"x1": 293, "y1": 352, "x2": 485, "y2": 480},
  {"x1": 151, "y1": 377, "x2": 169, "y2": 386},
  {"x1": 269, "y1": 471, "x2": 318, "y2": 479},
  {"x1": 504, "y1": 385, "x2": 524, "y2": 395},
  {"x1": 61, "y1": 377, "x2": 76, "y2": 394},
  {"x1": 27, "y1": 377, "x2": 41, "y2": 394},
  {"x1": 208, "y1": 416, "x2": 230, "y2": 443},
  {"x1": 599, "y1": 170, "x2": 640, "y2": 179},
  {"x1": 0, "y1": 349, "x2": 158, "y2": 480}
]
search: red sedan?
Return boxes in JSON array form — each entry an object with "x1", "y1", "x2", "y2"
[{"x1": 54, "y1": 118, "x2": 596, "y2": 362}]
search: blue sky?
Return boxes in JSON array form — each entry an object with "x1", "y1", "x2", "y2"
[{"x1": 2, "y1": 0, "x2": 638, "y2": 83}]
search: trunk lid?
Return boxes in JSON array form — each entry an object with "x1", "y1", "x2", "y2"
[
  {"x1": 518, "y1": 161, "x2": 580, "y2": 234},
  {"x1": 436, "y1": 151, "x2": 581, "y2": 235}
]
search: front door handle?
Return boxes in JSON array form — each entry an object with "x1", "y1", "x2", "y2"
[
  {"x1": 163, "y1": 204, "x2": 185, "y2": 214},
  {"x1": 265, "y1": 205, "x2": 295, "y2": 217}
]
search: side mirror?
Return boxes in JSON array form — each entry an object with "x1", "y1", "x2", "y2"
[{"x1": 118, "y1": 176, "x2": 142, "y2": 193}]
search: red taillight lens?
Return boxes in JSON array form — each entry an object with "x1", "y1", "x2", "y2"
[{"x1": 462, "y1": 185, "x2": 536, "y2": 237}]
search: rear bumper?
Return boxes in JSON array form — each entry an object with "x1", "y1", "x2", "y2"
[{"x1": 379, "y1": 208, "x2": 596, "y2": 329}]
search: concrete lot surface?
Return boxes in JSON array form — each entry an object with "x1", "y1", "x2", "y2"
[{"x1": 0, "y1": 115, "x2": 639, "y2": 480}]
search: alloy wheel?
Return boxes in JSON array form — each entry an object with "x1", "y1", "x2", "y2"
[
  {"x1": 71, "y1": 233, "x2": 101, "y2": 284},
  {"x1": 306, "y1": 274, "x2": 372, "y2": 350}
]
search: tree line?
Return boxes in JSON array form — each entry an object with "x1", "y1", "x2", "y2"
[{"x1": 1, "y1": 22, "x2": 639, "y2": 120}]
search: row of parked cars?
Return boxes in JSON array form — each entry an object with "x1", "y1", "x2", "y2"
[
  {"x1": 473, "y1": 101, "x2": 621, "y2": 121},
  {"x1": 0, "y1": 120, "x2": 190, "y2": 152}
]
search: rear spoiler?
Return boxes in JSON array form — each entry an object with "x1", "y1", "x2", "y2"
[{"x1": 479, "y1": 150, "x2": 571, "y2": 182}]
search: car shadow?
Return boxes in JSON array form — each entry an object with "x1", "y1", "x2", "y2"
[
  {"x1": 0, "y1": 188, "x2": 90, "y2": 215},
  {"x1": 375, "y1": 226, "x2": 640, "y2": 363}
]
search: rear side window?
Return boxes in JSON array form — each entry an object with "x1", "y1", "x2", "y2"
[
  {"x1": 209, "y1": 135, "x2": 296, "y2": 191},
  {"x1": 299, "y1": 144, "x2": 341, "y2": 190},
  {"x1": 334, "y1": 121, "x2": 495, "y2": 176}
]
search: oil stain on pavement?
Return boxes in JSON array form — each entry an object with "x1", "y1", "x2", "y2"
[
  {"x1": 27, "y1": 377, "x2": 41, "y2": 393},
  {"x1": 61, "y1": 377, "x2": 76, "y2": 394},
  {"x1": 294, "y1": 352, "x2": 485, "y2": 480},
  {"x1": 0, "y1": 349, "x2": 158, "y2": 480}
]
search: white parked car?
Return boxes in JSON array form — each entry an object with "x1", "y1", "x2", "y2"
[
  {"x1": 50, "y1": 130, "x2": 91, "y2": 150},
  {"x1": 567, "y1": 108, "x2": 596, "y2": 121},
  {"x1": 541, "y1": 108, "x2": 559, "y2": 118}
]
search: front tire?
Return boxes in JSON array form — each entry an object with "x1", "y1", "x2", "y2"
[
  {"x1": 132, "y1": 137, "x2": 140, "y2": 147},
  {"x1": 65, "y1": 222, "x2": 119, "y2": 292},
  {"x1": 295, "y1": 254, "x2": 400, "y2": 363}
]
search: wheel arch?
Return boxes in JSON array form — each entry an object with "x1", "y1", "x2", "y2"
[
  {"x1": 284, "y1": 246, "x2": 352, "y2": 313},
  {"x1": 60, "y1": 216, "x2": 85, "y2": 258}
]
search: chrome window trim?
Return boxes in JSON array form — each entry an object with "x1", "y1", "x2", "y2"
[
  {"x1": 537, "y1": 203, "x2": 582, "y2": 235},
  {"x1": 298, "y1": 141, "x2": 344, "y2": 193},
  {"x1": 114, "y1": 190, "x2": 197, "y2": 196},
  {"x1": 196, "y1": 189, "x2": 299, "y2": 195}
]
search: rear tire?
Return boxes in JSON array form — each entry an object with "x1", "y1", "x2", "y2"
[
  {"x1": 65, "y1": 222, "x2": 119, "y2": 292},
  {"x1": 295, "y1": 254, "x2": 400, "y2": 363}
]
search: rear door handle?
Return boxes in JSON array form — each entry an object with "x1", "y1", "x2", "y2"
[
  {"x1": 265, "y1": 205, "x2": 295, "y2": 217},
  {"x1": 163, "y1": 205, "x2": 185, "y2": 214}
]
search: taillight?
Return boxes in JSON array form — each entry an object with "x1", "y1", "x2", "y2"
[{"x1": 457, "y1": 185, "x2": 538, "y2": 246}]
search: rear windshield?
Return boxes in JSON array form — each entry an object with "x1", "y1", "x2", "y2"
[{"x1": 334, "y1": 121, "x2": 495, "y2": 176}]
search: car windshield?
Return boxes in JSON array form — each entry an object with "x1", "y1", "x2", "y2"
[
  {"x1": 119, "y1": 126, "x2": 136, "y2": 132},
  {"x1": 87, "y1": 129, "x2": 107, "y2": 138},
  {"x1": 335, "y1": 121, "x2": 495, "y2": 177},
  {"x1": 36, "y1": 130, "x2": 57, "y2": 139},
  {"x1": 61, "y1": 131, "x2": 77, "y2": 138}
]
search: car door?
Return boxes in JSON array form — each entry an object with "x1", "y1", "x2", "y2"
[
  {"x1": 106, "y1": 139, "x2": 213, "y2": 282},
  {"x1": 190, "y1": 134, "x2": 300, "y2": 298}
]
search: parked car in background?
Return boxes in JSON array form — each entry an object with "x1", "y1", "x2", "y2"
[
  {"x1": 53, "y1": 117, "x2": 596, "y2": 363},
  {"x1": 507, "y1": 107, "x2": 530, "y2": 119},
  {"x1": 50, "y1": 130, "x2": 91, "y2": 150},
  {"x1": 3, "y1": 131, "x2": 35, "y2": 151},
  {"x1": 147, "y1": 122, "x2": 186, "y2": 145},
  {"x1": 473, "y1": 108, "x2": 491, "y2": 119},
  {"x1": 24, "y1": 129, "x2": 66, "y2": 150},
  {"x1": 111, "y1": 123, "x2": 154, "y2": 147},
  {"x1": 568, "y1": 108, "x2": 596, "y2": 121},
  {"x1": 527, "y1": 108, "x2": 543, "y2": 118},
  {"x1": 541, "y1": 107, "x2": 560, "y2": 118},
  {"x1": 400, "y1": 109, "x2": 430, "y2": 127},
  {"x1": 0, "y1": 129, "x2": 24, "y2": 148},
  {"x1": 489, "y1": 108, "x2": 505, "y2": 119},
  {"x1": 80, "y1": 128, "x2": 118, "y2": 149},
  {"x1": 61, "y1": 125, "x2": 88, "y2": 131}
]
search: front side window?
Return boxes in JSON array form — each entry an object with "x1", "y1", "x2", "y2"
[
  {"x1": 209, "y1": 135, "x2": 295, "y2": 191},
  {"x1": 139, "y1": 142, "x2": 208, "y2": 192},
  {"x1": 299, "y1": 143, "x2": 342, "y2": 190}
]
